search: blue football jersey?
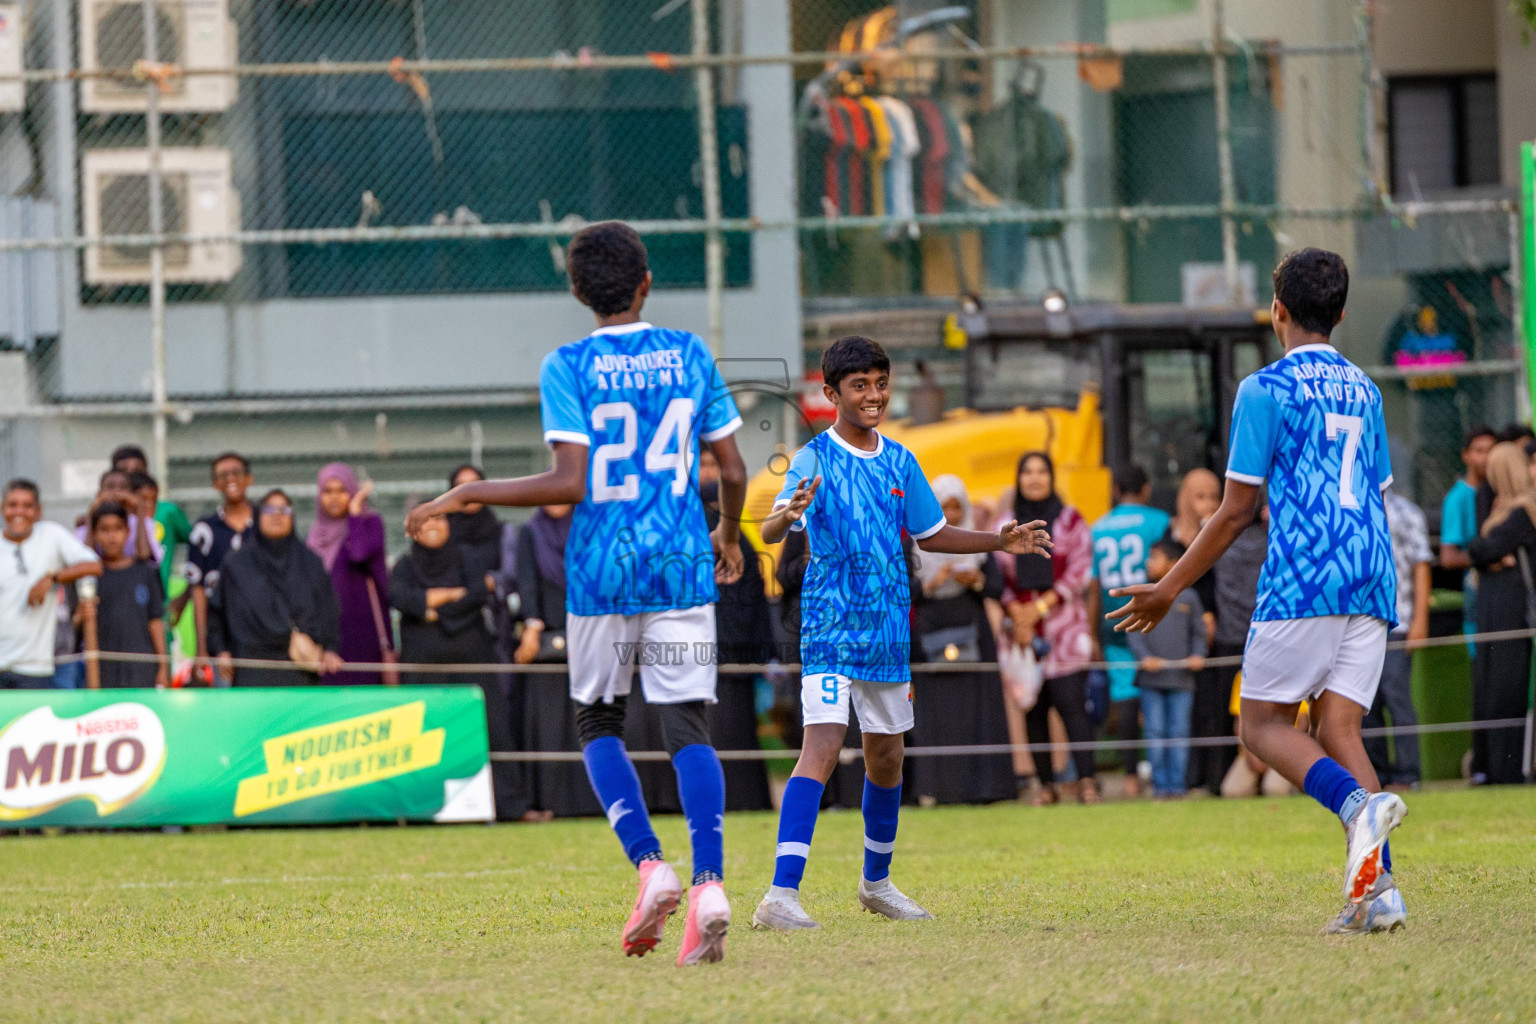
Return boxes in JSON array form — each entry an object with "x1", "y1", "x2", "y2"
[
  {"x1": 1226, "y1": 343, "x2": 1397, "y2": 625},
  {"x1": 775, "y1": 428, "x2": 946, "y2": 683},
  {"x1": 539, "y1": 322, "x2": 742, "y2": 616}
]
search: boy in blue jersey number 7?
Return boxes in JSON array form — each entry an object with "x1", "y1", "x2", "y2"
[
  {"x1": 1110, "y1": 248, "x2": 1409, "y2": 936},
  {"x1": 408, "y1": 222, "x2": 749, "y2": 966},
  {"x1": 750, "y1": 335, "x2": 1052, "y2": 931}
]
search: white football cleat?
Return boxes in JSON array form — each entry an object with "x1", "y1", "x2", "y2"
[
  {"x1": 1323, "y1": 873, "x2": 1407, "y2": 935},
  {"x1": 1343, "y1": 792, "x2": 1407, "y2": 903},
  {"x1": 857, "y1": 877, "x2": 934, "y2": 921},
  {"x1": 751, "y1": 888, "x2": 820, "y2": 931}
]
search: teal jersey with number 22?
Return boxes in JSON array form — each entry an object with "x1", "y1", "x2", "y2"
[{"x1": 1092, "y1": 503, "x2": 1170, "y2": 623}]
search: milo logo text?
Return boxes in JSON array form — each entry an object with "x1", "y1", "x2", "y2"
[{"x1": 0, "y1": 703, "x2": 166, "y2": 819}]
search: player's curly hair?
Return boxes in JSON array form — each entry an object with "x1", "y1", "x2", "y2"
[
  {"x1": 822, "y1": 335, "x2": 890, "y2": 391},
  {"x1": 567, "y1": 221, "x2": 649, "y2": 317},
  {"x1": 1273, "y1": 247, "x2": 1348, "y2": 337}
]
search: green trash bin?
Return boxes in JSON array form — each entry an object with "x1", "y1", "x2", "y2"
[{"x1": 1410, "y1": 590, "x2": 1474, "y2": 782}]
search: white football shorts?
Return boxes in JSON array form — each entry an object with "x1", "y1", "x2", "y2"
[
  {"x1": 566, "y1": 604, "x2": 717, "y2": 706},
  {"x1": 801, "y1": 673, "x2": 914, "y2": 735},
  {"x1": 1240, "y1": 614, "x2": 1388, "y2": 710}
]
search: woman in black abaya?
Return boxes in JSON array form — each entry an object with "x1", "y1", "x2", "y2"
[
  {"x1": 909, "y1": 475, "x2": 1015, "y2": 805},
  {"x1": 515, "y1": 503, "x2": 603, "y2": 818},
  {"x1": 392, "y1": 510, "x2": 546, "y2": 822},
  {"x1": 209, "y1": 489, "x2": 341, "y2": 687}
]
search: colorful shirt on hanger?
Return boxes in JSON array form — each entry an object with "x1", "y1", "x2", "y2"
[
  {"x1": 908, "y1": 96, "x2": 951, "y2": 214},
  {"x1": 834, "y1": 96, "x2": 871, "y2": 215},
  {"x1": 858, "y1": 95, "x2": 894, "y2": 217},
  {"x1": 877, "y1": 96, "x2": 921, "y2": 232}
]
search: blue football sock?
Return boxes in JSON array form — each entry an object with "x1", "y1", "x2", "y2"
[
  {"x1": 861, "y1": 776, "x2": 902, "y2": 883},
  {"x1": 582, "y1": 736, "x2": 661, "y2": 866},
  {"x1": 1383, "y1": 840, "x2": 1392, "y2": 874},
  {"x1": 672, "y1": 743, "x2": 726, "y2": 885},
  {"x1": 772, "y1": 776, "x2": 824, "y2": 890},
  {"x1": 1302, "y1": 757, "x2": 1368, "y2": 825}
]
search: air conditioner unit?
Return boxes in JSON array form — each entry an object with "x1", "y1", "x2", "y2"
[
  {"x1": 79, "y1": 0, "x2": 236, "y2": 113},
  {"x1": 0, "y1": 5, "x2": 22, "y2": 113},
  {"x1": 81, "y1": 147, "x2": 242, "y2": 285}
]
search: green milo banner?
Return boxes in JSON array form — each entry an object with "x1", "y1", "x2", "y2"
[{"x1": 0, "y1": 687, "x2": 492, "y2": 828}]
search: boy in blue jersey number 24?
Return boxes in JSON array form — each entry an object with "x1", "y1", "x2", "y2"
[
  {"x1": 750, "y1": 335, "x2": 1053, "y2": 932},
  {"x1": 408, "y1": 222, "x2": 749, "y2": 966},
  {"x1": 1110, "y1": 248, "x2": 1409, "y2": 936}
]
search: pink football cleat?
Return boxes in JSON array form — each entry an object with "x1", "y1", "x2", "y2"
[
  {"x1": 676, "y1": 882, "x2": 731, "y2": 966},
  {"x1": 622, "y1": 860, "x2": 682, "y2": 957}
]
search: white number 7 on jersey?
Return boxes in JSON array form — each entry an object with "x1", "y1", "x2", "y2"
[{"x1": 1324, "y1": 412, "x2": 1364, "y2": 510}]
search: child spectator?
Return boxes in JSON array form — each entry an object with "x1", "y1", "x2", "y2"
[
  {"x1": 129, "y1": 471, "x2": 188, "y2": 599},
  {"x1": 187, "y1": 453, "x2": 256, "y2": 672},
  {"x1": 86, "y1": 502, "x2": 168, "y2": 688},
  {"x1": 1126, "y1": 539, "x2": 1207, "y2": 798},
  {"x1": 1438, "y1": 426, "x2": 1494, "y2": 644},
  {"x1": 78, "y1": 468, "x2": 162, "y2": 565},
  {"x1": 111, "y1": 445, "x2": 193, "y2": 595}
]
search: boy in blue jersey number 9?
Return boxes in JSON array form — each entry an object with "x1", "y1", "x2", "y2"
[
  {"x1": 750, "y1": 335, "x2": 1052, "y2": 932},
  {"x1": 408, "y1": 222, "x2": 748, "y2": 966},
  {"x1": 1110, "y1": 248, "x2": 1409, "y2": 936}
]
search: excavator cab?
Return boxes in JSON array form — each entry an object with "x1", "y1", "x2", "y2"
[
  {"x1": 740, "y1": 302, "x2": 1276, "y2": 587},
  {"x1": 956, "y1": 303, "x2": 1276, "y2": 512}
]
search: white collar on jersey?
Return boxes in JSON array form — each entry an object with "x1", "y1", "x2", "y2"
[
  {"x1": 588, "y1": 321, "x2": 654, "y2": 337},
  {"x1": 1284, "y1": 342, "x2": 1337, "y2": 358},
  {"x1": 825, "y1": 425, "x2": 885, "y2": 459}
]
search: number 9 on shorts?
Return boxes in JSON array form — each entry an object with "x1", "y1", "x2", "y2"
[{"x1": 799, "y1": 673, "x2": 915, "y2": 735}]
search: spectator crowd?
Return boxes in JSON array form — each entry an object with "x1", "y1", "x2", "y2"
[{"x1": 1, "y1": 425, "x2": 1531, "y2": 822}]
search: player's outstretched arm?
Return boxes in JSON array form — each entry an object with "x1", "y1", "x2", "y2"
[
  {"x1": 761, "y1": 476, "x2": 820, "y2": 547},
  {"x1": 1108, "y1": 479, "x2": 1262, "y2": 633},
  {"x1": 405, "y1": 442, "x2": 588, "y2": 538},
  {"x1": 918, "y1": 519, "x2": 1053, "y2": 556},
  {"x1": 707, "y1": 434, "x2": 749, "y2": 584}
]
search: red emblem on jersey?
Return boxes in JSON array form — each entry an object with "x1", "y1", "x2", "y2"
[{"x1": 891, "y1": 488, "x2": 904, "y2": 497}]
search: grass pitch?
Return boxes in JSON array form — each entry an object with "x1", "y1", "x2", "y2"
[{"x1": 1, "y1": 786, "x2": 1533, "y2": 1023}]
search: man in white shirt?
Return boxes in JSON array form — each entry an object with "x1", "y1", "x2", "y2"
[{"x1": 1, "y1": 479, "x2": 103, "y2": 688}]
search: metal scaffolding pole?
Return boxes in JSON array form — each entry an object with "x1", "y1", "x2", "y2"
[
  {"x1": 1513, "y1": 180, "x2": 1532, "y2": 424},
  {"x1": 1211, "y1": 0, "x2": 1241, "y2": 307},
  {"x1": 692, "y1": 0, "x2": 725, "y2": 355},
  {"x1": 142, "y1": 0, "x2": 169, "y2": 486}
]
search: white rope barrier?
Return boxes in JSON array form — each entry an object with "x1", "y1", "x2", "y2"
[
  {"x1": 485, "y1": 719, "x2": 1529, "y2": 762},
  {"x1": 54, "y1": 625, "x2": 1536, "y2": 676}
]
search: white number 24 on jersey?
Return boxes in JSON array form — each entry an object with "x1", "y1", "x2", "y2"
[{"x1": 590, "y1": 398, "x2": 695, "y2": 503}]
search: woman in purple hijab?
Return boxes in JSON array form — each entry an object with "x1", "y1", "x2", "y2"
[{"x1": 309, "y1": 462, "x2": 393, "y2": 685}]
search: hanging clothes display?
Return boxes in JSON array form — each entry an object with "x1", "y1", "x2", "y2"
[
  {"x1": 906, "y1": 95, "x2": 952, "y2": 215},
  {"x1": 857, "y1": 95, "x2": 894, "y2": 216},
  {"x1": 796, "y1": 6, "x2": 1058, "y2": 297},
  {"x1": 834, "y1": 95, "x2": 871, "y2": 215},
  {"x1": 877, "y1": 96, "x2": 921, "y2": 234}
]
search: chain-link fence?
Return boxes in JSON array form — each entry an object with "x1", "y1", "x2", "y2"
[{"x1": 0, "y1": 0, "x2": 1526, "y2": 533}]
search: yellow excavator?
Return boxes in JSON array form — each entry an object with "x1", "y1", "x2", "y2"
[{"x1": 743, "y1": 304, "x2": 1275, "y2": 577}]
